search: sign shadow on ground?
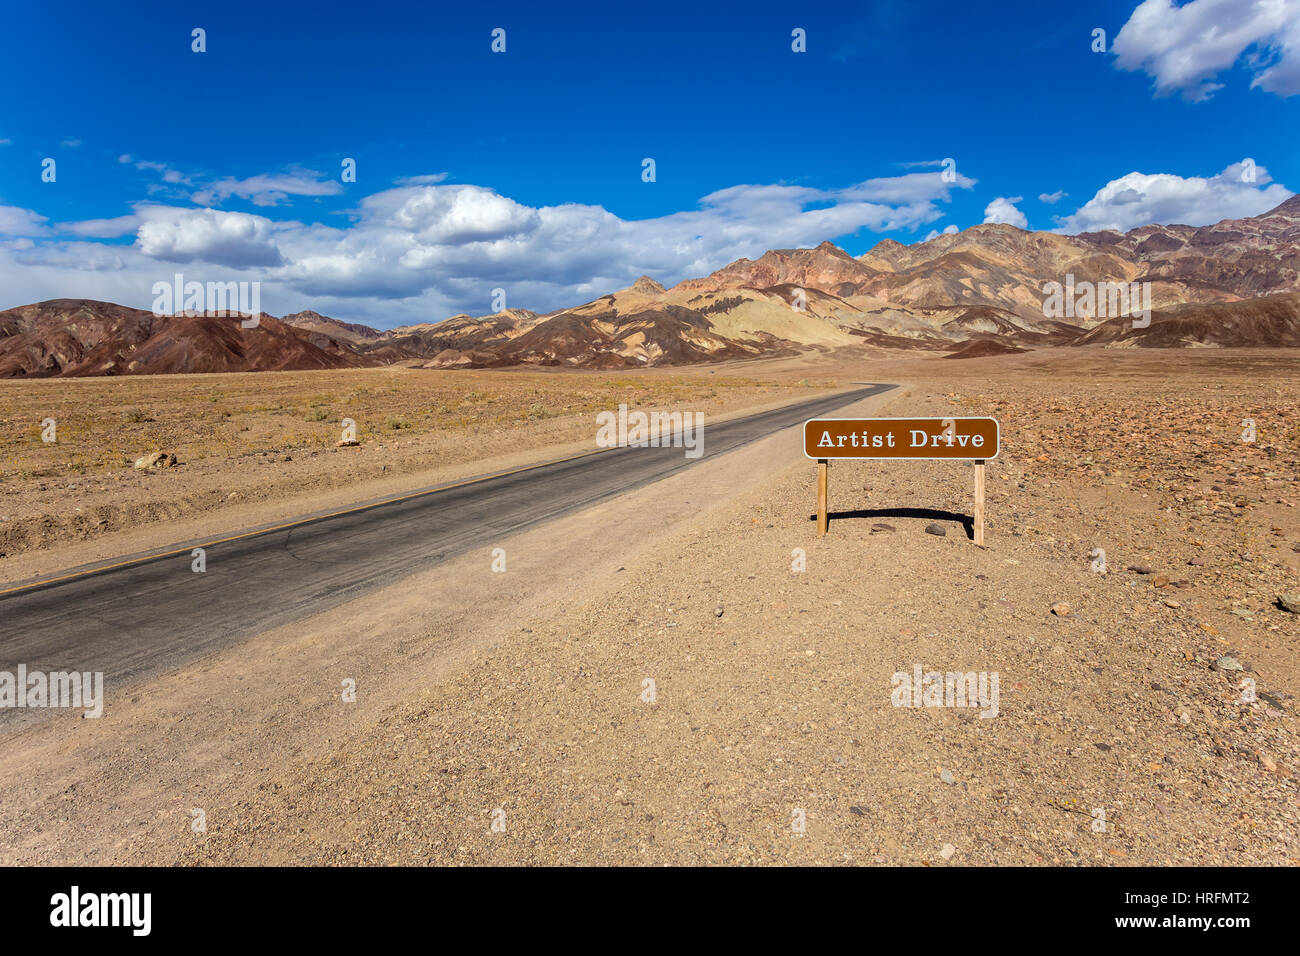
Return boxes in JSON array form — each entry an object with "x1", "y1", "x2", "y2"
[{"x1": 807, "y1": 506, "x2": 975, "y2": 540}]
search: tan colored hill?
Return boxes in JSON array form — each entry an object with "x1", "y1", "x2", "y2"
[
  {"x1": 856, "y1": 226, "x2": 1145, "y2": 320},
  {"x1": 280, "y1": 311, "x2": 383, "y2": 344},
  {"x1": 397, "y1": 280, "x2": 860, "y2": 369}
]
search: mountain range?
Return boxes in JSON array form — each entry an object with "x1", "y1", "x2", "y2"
[{"x1": 4, "y1": 195, "x2": 1299, "y2": 377}]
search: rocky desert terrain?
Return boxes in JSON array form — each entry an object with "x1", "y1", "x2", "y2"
[
  {"x1": 0, "y1": 348, "x2": 1295, "y2": 865},
  {"x1": 0, "y1": 366, "x2": 829, "y2": 575}
]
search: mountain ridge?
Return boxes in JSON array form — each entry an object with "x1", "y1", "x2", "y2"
[{"x1": 3, "y1": 196, "x2": 1298, "y2": 376}]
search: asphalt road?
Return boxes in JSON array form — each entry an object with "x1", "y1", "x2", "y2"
[{"x1": 0, "y1": 384, "x2": 894, "y2": 701}]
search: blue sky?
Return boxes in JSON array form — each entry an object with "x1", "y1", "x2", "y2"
[{"x1": 1, "y1": 0, "x2": 1297, "y2": 326}]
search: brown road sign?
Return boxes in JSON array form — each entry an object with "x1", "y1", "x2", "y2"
[
  {"x1": 803, "y1": 417, "x2": 1000, "y2": 543},
  {"x1": 804, "y1": 417, "x2": 999, "y2": 460}
]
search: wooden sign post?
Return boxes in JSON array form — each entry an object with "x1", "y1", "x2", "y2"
[{"x1": 803, "y1": 417, "x2": 1000, "y2": 543}]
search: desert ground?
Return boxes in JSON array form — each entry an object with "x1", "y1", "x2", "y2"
[
  {"x1": 0, "y1": 347, "x2": 1297, "y2": 865},
  {"x1": 0, "y1": 367, "x2": 833, "y2": 579}
]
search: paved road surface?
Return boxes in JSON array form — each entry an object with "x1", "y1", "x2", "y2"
[{"x1": 0, "y1": 385, "x2": 894, "y2": 700}]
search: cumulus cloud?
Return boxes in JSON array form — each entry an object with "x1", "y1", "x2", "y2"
[
  {"x1": 1113, "y1": 0, "x2": 1300, "y2": 100},
  {"x1": 1038, "y1": 190, "x2": 1068, "y2": 204},
  {"x1": 1053, "y1": 162, "x2": 1292, "y2": 232},
  {"x1": 983, "y1": 196, "x2": 1028, "y2": 228},
  {"x1": 133, "y1": 207, "x2": 284, "y2": 267},
  {"x1": 367, "y1": 185, "x2": 540, "y2": 246}
]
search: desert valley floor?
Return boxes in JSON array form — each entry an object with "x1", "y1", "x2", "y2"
[{"x1": 0, "y1": 346, "x2": 1297, "y2": 864}]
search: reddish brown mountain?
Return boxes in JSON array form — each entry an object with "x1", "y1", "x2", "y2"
[
  {"x1": 1069, "y1": 292, "x2": 1300, "y2": 348},
  {"x1": 942, "y1": 339, "x2": 1030, "y2": 359},
  {"x1": 676, "y1": 241, "x2": 880, "y2": 298},
  {"x1": 0, "y1": 300, "x2": 373, "y2": 377}
]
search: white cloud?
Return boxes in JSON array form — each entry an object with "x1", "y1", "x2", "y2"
[
  {"x1": 395, "y1": 173, "x2": 449, "y2": 186},
  {"x1": 119, "y1": 157, "x2": 346, "y2": 207},
  {"x1": 1053, "y1": 162, "x2": 1292, "y2": 232},
  {"x1": 368, "y1": 185, "x2": 540, "y2": 245},
  {"x1": 923, "y1": 224, "x2": 961, "y2": 240},
  {"x1": 983, "y1": 196, "x2": 1028, "y2": 228},
  {"x1": 842, "y1": 170, "x2": 977, "y2": 204},
  {"x1": 59, "y1": 215, "x2": 141, "y2": 239},
  {"x1": 133, "y1": 207, "x2": 284, "y2": 267},
  {"x1": 0, "y1": 206, "x2": 50, "y2": 236},
  {"x1": 192, "y1": 171, "x2": 343, "y2": 207},
  {"x1": 61, "y1": 139, "x2": 83, "y2": 148},
  {"x1": 0, "y1": 138, "x2": 12, "y2": 146},
  {"x1": 1038, "y1": 190, "x2": 1067, "y2": 204},
  {"x1": 1113, "y1": 0, "x2": 1300, "y2": 100},
  {"x1": 120, "y1": 155, "x2": 193, "y2": 186}
]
